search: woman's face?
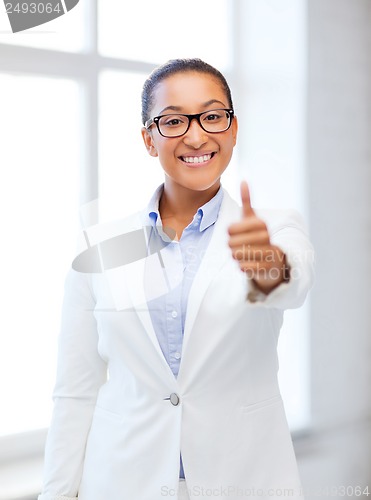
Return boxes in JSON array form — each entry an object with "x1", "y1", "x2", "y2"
[{"x1": 141, "y1": 71, "x2": 238, "y2": 193}]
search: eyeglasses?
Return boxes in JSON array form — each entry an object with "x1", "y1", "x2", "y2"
[{"x1": 144, "y1": 108, "x2": 234, "y2": 138}]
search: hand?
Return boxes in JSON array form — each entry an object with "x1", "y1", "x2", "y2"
[{"x1": 228, "y1": 181, "x2": 289, "y2": 295}]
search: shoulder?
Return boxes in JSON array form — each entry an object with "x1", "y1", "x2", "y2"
[
  {"x1": 256, "y1": 208, "x2": 309, "y2": 236},
  {"x1": 219, "y1": 188, "x2": 241, "y2": 221}
]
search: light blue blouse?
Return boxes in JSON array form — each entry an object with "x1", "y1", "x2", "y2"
[{"x1": 144, "y1": 183, "x2": 224, "y2": 479}]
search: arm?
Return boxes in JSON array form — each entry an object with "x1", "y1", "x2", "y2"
[
  {"x1": 244, "y1": 208, "x2": 315, "y2": 309},
  {"x1": 38, "y1": 268, "x2": 107, "y2": 500}
]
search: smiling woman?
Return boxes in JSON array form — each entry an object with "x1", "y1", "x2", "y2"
[
  {"x1": 38, "y1": 58, "x2": 314, "y2": 500},
  {"x1": 141, "y1": 63, "x2": 238, "y2": 218}
]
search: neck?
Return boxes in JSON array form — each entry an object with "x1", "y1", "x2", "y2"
[{"x1": 159, "y1": 178, "x2": 221, "y2": 221}]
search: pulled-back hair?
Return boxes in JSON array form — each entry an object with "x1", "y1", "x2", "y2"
[{"x1": 141, "y1": 58, "x2": 234, "y2": 125}]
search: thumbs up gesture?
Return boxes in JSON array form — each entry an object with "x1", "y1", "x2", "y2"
[{"x1": 228, "y1": 181, "x2": 289, "y2": 295}]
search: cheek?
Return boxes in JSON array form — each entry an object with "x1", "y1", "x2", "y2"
[
  {"x1": 220, "y1": 136, "x2": 235, "y2": 156},
  {"x1": 155, "y1": 139, "x2": 179, "y2": 160},
  {"x1": 154, "y1": 144, "x2": 178, "y2": 172}
]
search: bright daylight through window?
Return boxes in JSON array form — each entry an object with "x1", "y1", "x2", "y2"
[{"x1": 0, "y1": 0, "x2": 309, "y2": 443}]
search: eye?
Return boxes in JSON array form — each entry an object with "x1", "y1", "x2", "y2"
[
  {"x1": 160, "y1": 115, "x2": 186, "y2": 128},
  {"x1": 166, "y1": 119, "x2": 182, "y2": 126},
  {"x1": 203, "y1": 110, "x2": 224, "y2": 122}
]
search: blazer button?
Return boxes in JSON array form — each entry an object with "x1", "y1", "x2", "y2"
[{"x1": 170, "y1": 393, "x2": 180, "y2": 406}]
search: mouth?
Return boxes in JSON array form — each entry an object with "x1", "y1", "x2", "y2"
[{"x1": 179, "y1": 152, "x2": 216, "y2": 166}]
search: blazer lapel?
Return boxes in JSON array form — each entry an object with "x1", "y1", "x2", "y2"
[
  {"x1": 180, "y1": 190, "x2": 240, "y2": 357},
  {"x1": 98, "y1": 214, "x2": 176, "y2": 381}
]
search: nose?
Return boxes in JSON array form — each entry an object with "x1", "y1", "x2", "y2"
[{"x1": 182, "y1": 118, "x2": 208, "y2": 148}]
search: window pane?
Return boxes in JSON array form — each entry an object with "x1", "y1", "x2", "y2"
[
  {"x1": 0, "y1": 1, "x2": 88, "y2": 53},
  {"x1": 98, "y1": 0, "x2": 231, "y2": 70},
  {"x1": 0, "y1": 74, "x2": 80, "y2": 436}
]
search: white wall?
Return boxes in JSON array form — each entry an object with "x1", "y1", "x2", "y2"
[{"x1": 298, "y1": 0, "x2": 371, "y2": 496}]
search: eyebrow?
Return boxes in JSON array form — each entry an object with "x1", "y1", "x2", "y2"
[{"x1": 159, "y1": 99, "x2": 227, "y2": 115}]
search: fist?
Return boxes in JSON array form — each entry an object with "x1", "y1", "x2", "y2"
[{"x1": 228, "y1": 181, "x2": 289, "y2": 294}]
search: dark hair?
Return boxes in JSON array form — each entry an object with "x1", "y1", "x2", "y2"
[{"x1": 141, "y1": 58, "x2": 234, "y2": 125}]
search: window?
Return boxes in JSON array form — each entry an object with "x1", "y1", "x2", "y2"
[{"x1": 0, "y1": 0, "x2": 309, "y2": 451}]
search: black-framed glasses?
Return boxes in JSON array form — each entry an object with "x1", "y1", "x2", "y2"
[{"x1": 145, "y1": 108, "x2": 234, "y2": 138}]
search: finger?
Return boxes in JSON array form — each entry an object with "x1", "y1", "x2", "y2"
[
  {"x1": 238, "y1": 260, "x2": 272, "y2": 274},
  {"x1": 241, "y1": 180, "x2": 254, "y2": 218},
  {"x1": 228, "y1": 217, "x2": 267, "y2": 236},
  {"x1": 230, "y1": 245, "x2": 274, "y2": 262},
  {"x1": 228, "y1": 231, "x2": 270, "y2": 248}
]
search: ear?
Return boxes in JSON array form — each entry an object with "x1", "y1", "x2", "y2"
[
  {"x1": 231, "y1": 115, "x2": 238, "y2": 146},
  {"x1": 141, "y1": 127, "x2": 158, "y2": 157}
]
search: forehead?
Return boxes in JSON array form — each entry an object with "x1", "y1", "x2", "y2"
[{"x1": 152, "y1": 72, "x2": 227, "y2": 114}]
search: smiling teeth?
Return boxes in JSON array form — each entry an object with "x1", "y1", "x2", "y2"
[{"x1": 183, "y1": 154, "x2": 212, "y2": 164}]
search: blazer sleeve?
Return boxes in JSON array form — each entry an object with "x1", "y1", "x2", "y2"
[
  {"x1": 246, "y1": 208, "x2": 315, "y2": 309},
  {"x1": 38, "y1": 266, "x2": 107, "y2": 500}
]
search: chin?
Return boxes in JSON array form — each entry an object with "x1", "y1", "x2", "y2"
[
  {"x1": 163, "y1": 163, "x2": 226, "y2": 192},
  {"x1": 180, "y1": 177, "x2": 222, "y2": 192}
]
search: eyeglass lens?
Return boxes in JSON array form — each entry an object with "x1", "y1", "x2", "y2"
[{"x1": 158, "y1": 109, "x2": 231, "y2": 137}]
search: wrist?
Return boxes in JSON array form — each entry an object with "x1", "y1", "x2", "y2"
[{"x1": 252, "y1": 251, "x2": 290, "y2": 295}]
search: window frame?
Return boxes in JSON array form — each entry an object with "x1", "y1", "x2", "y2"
[{"x1": 0, "y1": 0, "x2": 311, "y2": 470}]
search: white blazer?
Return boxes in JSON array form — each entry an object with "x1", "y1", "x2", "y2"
[{"x1": 38, "y1": 188, "x2": 314, "y2": 500}]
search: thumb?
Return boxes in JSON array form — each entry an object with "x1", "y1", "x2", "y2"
[{"x1": 241, "y1": 180, "x2": 254, "y2": 218}]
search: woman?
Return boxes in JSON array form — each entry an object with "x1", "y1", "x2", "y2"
[{"x1": 38, "y1": 59, "x2": 314, "y2": 500}]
